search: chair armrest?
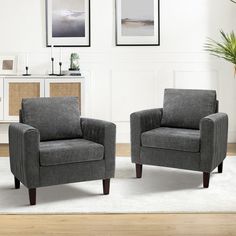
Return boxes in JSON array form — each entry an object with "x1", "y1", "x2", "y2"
[
  {"x1": 130, "y1": 108, "x2": 163, "y2": 163},
  {"x1": 200, "y1": 113, "x2": 228, "y2": 172},
  {"x1": 81, "y1": 118, "x2": 116, "y2": 178},
  {"x1": 9, "y1": 123, "x2": 40, "y2": 188}
]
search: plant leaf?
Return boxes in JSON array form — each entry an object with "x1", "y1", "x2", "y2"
[{"x1": 205, "y1": 31, "x2": 236, "y2": 65}]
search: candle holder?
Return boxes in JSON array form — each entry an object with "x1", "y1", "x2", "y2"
[
  {"x1": 23, "y1": 66, "x2": 31, "y2": 76},
  {"x1": 49, "y1": 57, "x2": 56, "y2": 76},
  {"x1": 57, "y1": 62, "x2": 65, "y2": 76}
]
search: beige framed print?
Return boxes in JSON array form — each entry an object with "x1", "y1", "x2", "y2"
[
  {"x1": 0, "y1": 56, "x2": 18, "y2": 75},
  {"x1": 116, "y1": 0, "x2": 160, "y2": 46}
]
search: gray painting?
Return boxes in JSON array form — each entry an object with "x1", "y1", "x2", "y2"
[
  {"x1": 52, "y1": 0, "x2": 85, "y2": 38},
  {"x1": 121, "y1": 0, "x2": 154, "y2": 36}
]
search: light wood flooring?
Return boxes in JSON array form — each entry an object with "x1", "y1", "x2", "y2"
[
  {"x1": 0, "y1": 214, "x2": 236, "y2": 236},
  {"x1": 0, "y1": 143, "x2": 236, "y2": 236}
]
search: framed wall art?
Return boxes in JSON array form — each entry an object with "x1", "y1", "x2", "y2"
[
  {"x1": 116, "y1": 0, "x2": 160, "y2": 46},
  {"x1": 46, "y1": 0, "x2": 90, "y2": 47},
  {"x1": 0, "y1": 56, "x2": 18, "y2": 75}
]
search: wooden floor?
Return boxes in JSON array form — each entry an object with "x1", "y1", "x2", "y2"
[
  {"x1": 0, "y1": 144, "x2": 9, "y2": 157},
  {"x1": 0, "y1": 214, "x2": 236, "y2": 236},
  {"x1": 0, "y1": 143, "x2": 236, "y2": 235}
]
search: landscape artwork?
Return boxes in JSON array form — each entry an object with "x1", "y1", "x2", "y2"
[
  {"x1": 52, "y1": 0, "x2": 85, "y2": 38},
  {"x1": 116, "y1": 0, "x2": 160, "y2": 46},
  {"x1": 46, "y1": 0, "x2": 90, "y2": 47},
  {"x1": 121, "y1": 0, "x2": 154, "y2": 37}
]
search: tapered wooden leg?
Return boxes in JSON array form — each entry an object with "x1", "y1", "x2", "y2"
[
  {"x1": 136, "y1": 164, "x2": 142, "y2": 178},
  {"x1": 203, "y1": 172, "x2": 210, "y2": 188},
  {"x1": 28, "y1": 188, "x2": 36, "y2": 205},
  {"x1": 218, "y1": 162, "x2": 223, "y2": 173},
  {"x1": 14, "y1": 177, "x2": 20, "y2": 189},
  {"x1": 103, "y1": 179, "x2": 110, "y2": 195}
]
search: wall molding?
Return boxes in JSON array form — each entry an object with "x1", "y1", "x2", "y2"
[{"x1": 1, "y1": 62, "x2": 233, "y2": 143}]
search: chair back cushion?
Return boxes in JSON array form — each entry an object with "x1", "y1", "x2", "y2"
[
  {"x1": 161, "y1": 89, "x2": 217, "y2": 129},
  {"x1": 21, "y1": 97, "x2": 83, "y2": 141}
]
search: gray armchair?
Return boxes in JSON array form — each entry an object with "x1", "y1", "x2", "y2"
[
  {"x1": 131, "y1": 89, "x2": 228, "y2": 188},
  {"x1": 9, "y1": 97, "x2": 116, "y2": 205}
]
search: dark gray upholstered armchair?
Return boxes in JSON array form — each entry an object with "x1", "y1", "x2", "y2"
[
  {"x1": 9, "y1": 97, "x2": 116, "y2": 205},
  {"x1": 131, "y1": 89, "x2": 228, "y2": 188}
]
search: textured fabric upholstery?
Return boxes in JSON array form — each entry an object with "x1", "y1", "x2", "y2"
[
  {"x1": 142, "y1": 127, "x2": 200, "y2": 152},
  {"x1": 161, "y1": 89, "x2": 217, "y2": 129},
  {"x1": 9, "y1": 123, "x2": 40, "y2": 188},
  {"x1": 19, "y1": 110, "x2": 23, "y2": 123},
  {"x1": 40, "y1": 139, "x2": 104, "y2": 166},
  {"x1": 200, "y1": 113, "x2": 228, "y2": 172},
  {"x1": 21, "y1": 97, "x2": 82, "y2": 141},
  {"x1": 9, "y1": 97, "x2": 116, "y2": 192},
  {"x1": 130, "y1": 108, "x2": 163, "y2": 163},
  {"x1": 140, "y1": 147, "x2": 200, "y2": 171},
  {"x1": 130, "y1": 89, "x2": 228, "y2": 176},
  {"x1": 216, "y1": 100, "x2": 219, "y2": 113},
  {"x1": 40, "y1": 160, "x2": 106, "y2": 187},
  {"x1": 81, "y1": 118, "x2": 116, "y2": 178}
]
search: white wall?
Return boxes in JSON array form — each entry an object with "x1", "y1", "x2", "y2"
[{"x1": 0, "y1": 0, "x2": 236, "y2": 143}]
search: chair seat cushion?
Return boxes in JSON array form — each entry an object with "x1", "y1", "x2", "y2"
[
  {"x1": 39, "y1": 139, "x2": 104, "y2": 166},
  {"x1": 141, "y1": 127, "x2": 200, "y2": 153}
]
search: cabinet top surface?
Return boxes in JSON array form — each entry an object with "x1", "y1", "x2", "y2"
[{"x1": 0, "y1": 75, "x2": 85, "y2": 79}]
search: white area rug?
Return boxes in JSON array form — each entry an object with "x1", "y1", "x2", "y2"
[{"x1": 0, "y1": 157, "x2": 236, "y2": 213}]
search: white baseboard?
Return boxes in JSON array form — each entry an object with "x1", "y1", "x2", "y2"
[
  {"x1": 228, "y1": 131, "x2": 236, "y2": 143},
  {"x1": 116, "y1": 132, "x2": 130, "y2": 143},
  {"x1": 0, "y1": 124, "x2": 9, "y2": 144},
  {"x1": 0, "y1": 138, "x2": 8, "y2": 144}
]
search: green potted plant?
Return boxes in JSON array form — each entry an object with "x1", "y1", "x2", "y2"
[
  {"x1": 69, "y1": 53, "x2": 80, "y2": 71},
  {"x1": 205, "y1": 30, "x2": 236, "y2": 76}
]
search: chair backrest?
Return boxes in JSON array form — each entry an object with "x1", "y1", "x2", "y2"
[
  {"x1": 161, "y1": 88, "x2": 217, "y2": 129},
  {"x1": 21, "y1": 96, "x2": 83, "y2": 141}
]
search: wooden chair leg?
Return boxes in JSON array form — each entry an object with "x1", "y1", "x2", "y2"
[
  {"x1": 136, "y1": 164, "x2": 142, "y2": 178},
  {"x1": 103, "y1": 179, "x2": 110, "y2": 195},
  {"x1": 28, "y1": 188, "x2": 36, "y2": 205},
  {"x1": 203, "y1": 172, "x2": 210, "y2": 188},
  {"x1": 14, "y1": 177, "x2": 20, "y2": 189},
  {"x1": 218, "y1": 162, "x2": 223, "y2": 173}
]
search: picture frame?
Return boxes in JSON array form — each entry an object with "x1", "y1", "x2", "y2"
[
  {"x1": 46, "y1": 0, "x2": 90, "y2": 47},
  {"x1": 115, "y1": 0, "x2": 160, "y2": 46},
  {"x1": 0, "y1": 56, "x2": 18, "y2": 75}
]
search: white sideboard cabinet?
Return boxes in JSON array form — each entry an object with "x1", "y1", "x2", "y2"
[
  {"x1": 0, "y1": 77, "x2": 3, "y2": 121},
  {"x1": 0, "y1": 75, "x2": 85, "y2": 122}
]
